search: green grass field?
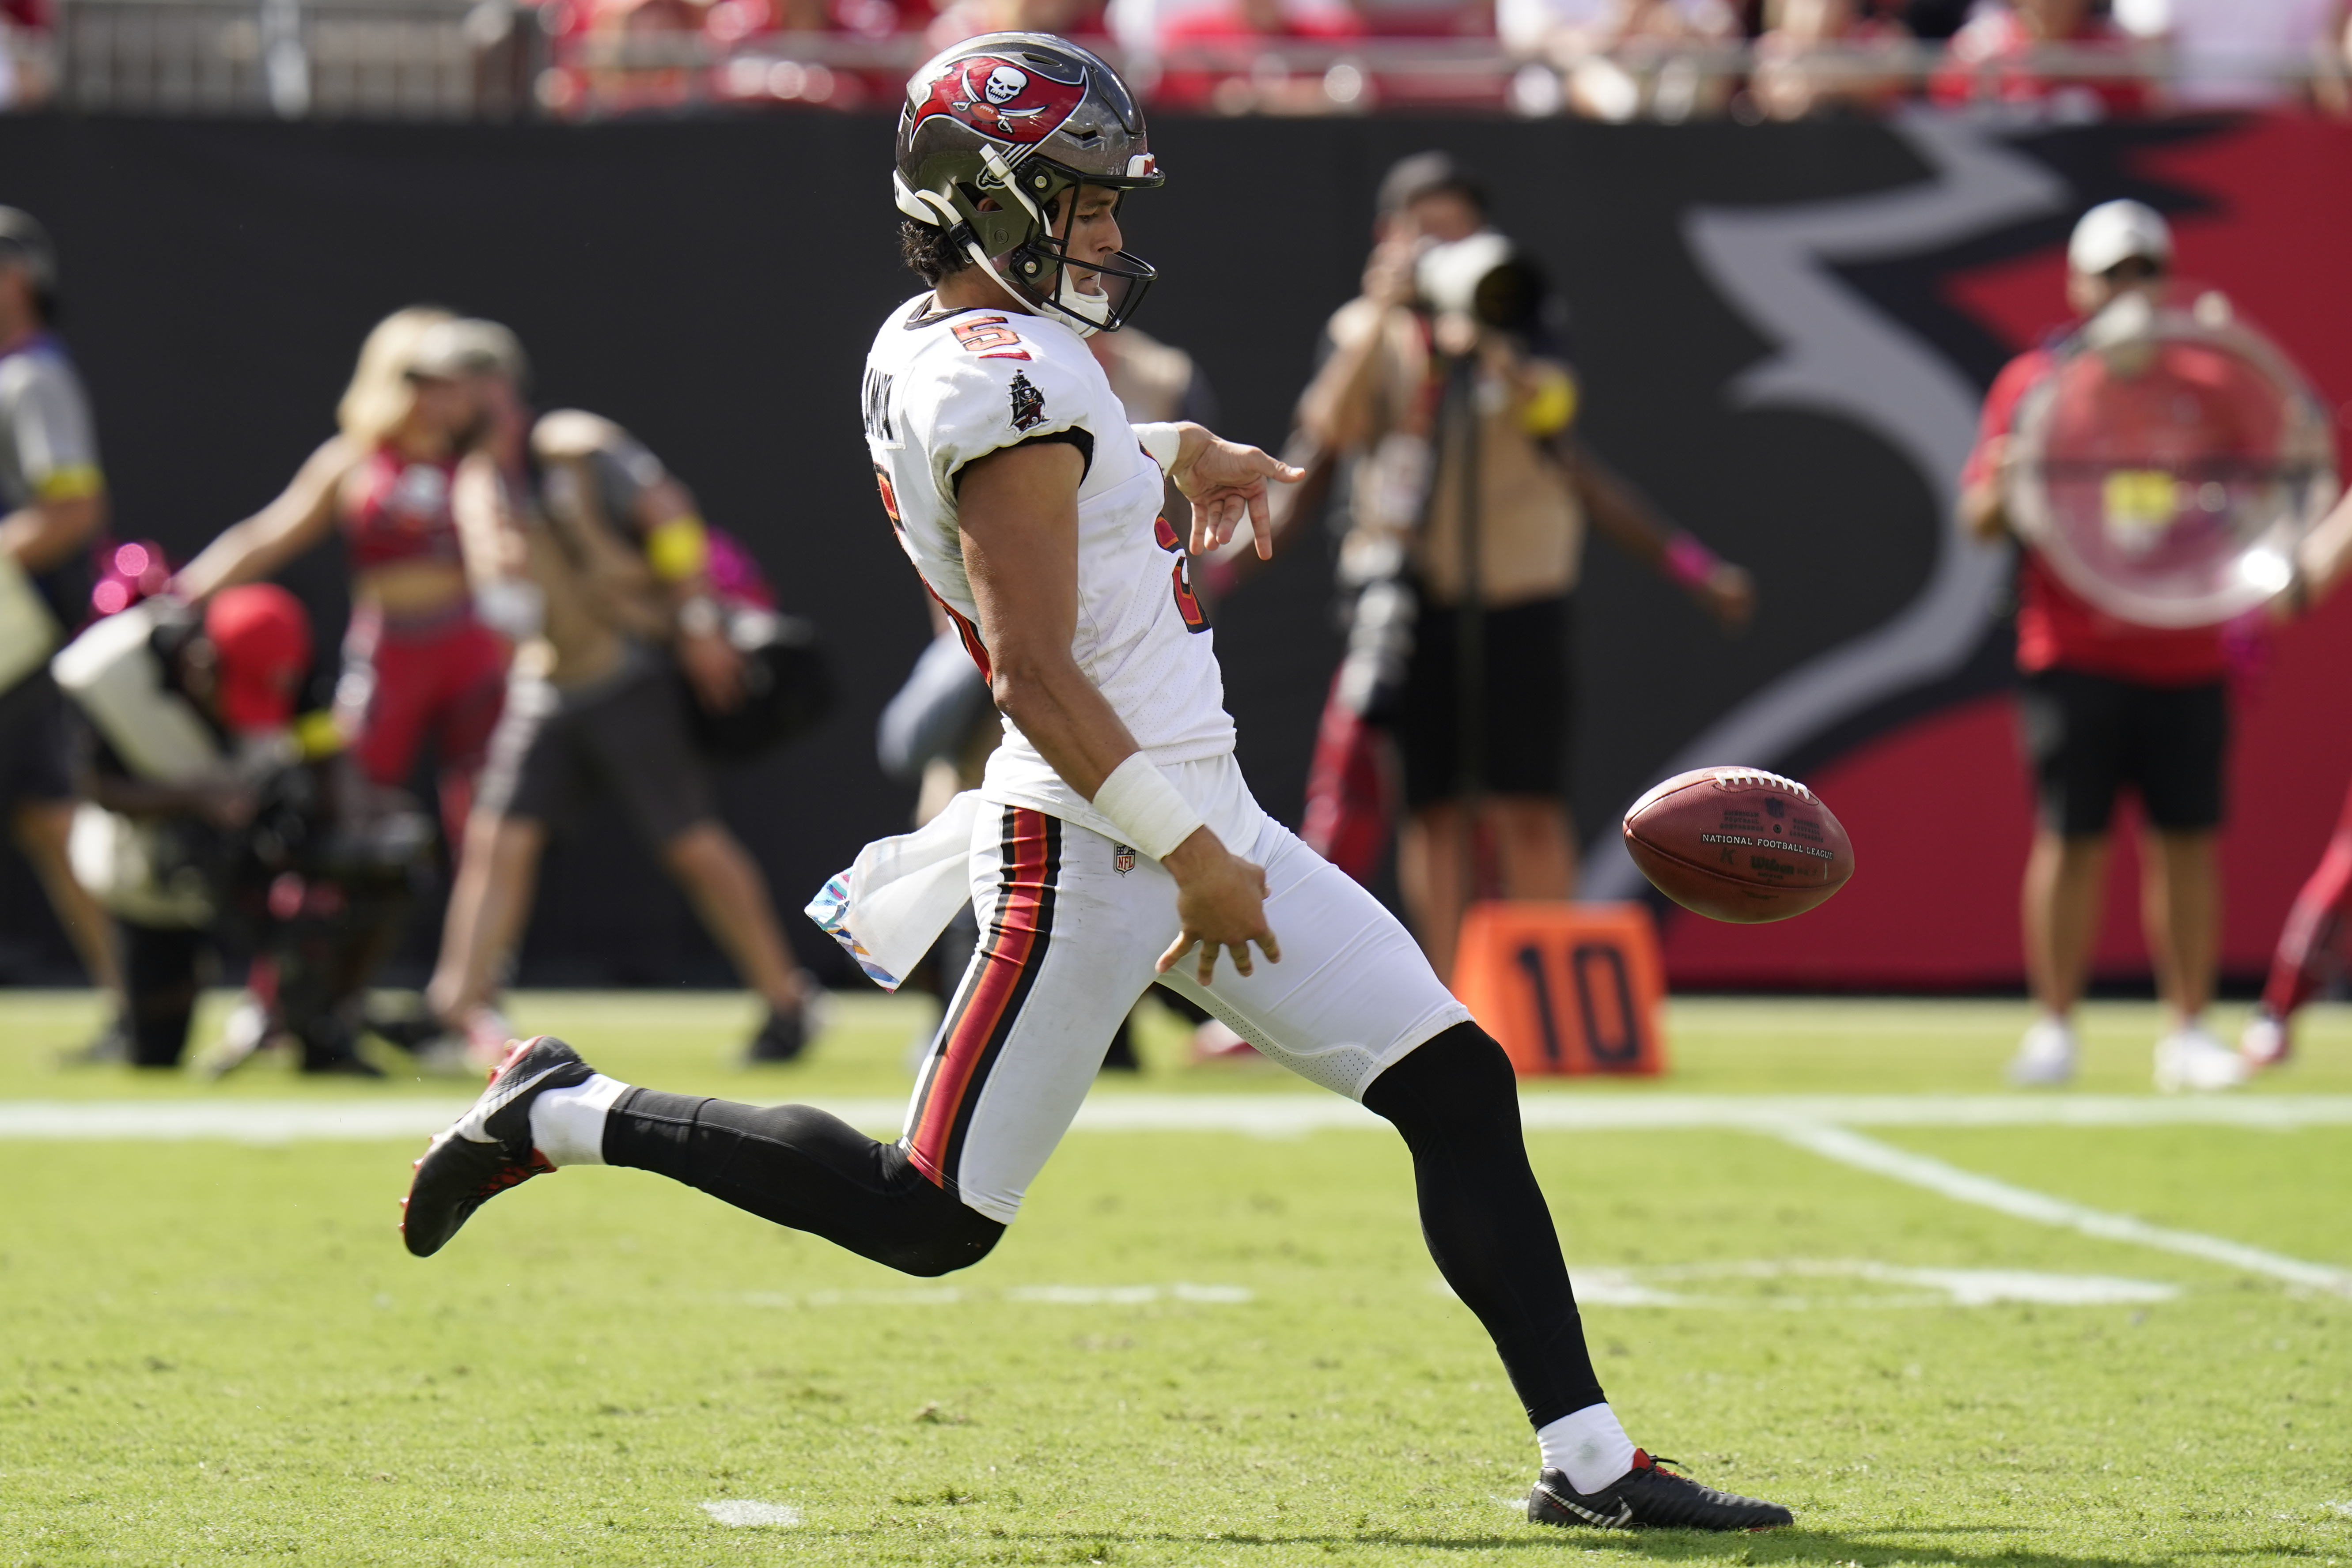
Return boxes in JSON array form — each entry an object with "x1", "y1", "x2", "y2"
[{"x1": 2, "y1": 990, "x2": 2348, "y2": 1566}]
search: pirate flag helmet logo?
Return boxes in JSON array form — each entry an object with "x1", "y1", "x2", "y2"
[
  {"x1": 893, "y1": 32, "x2": 1164, "y2": 336},
  {"x1": 910, "y1": 53, "x2": 1088, "y2": 148}
]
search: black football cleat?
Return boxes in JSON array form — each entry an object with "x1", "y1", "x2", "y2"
[
  {"x1": 400, "y1": 1035, "x2": 593, "y2": 1258},
  {"x1": 1529, "y1": 1450, "x2": 1793, "y2": 1532}
]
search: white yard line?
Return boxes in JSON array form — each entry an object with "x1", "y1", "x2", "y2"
[
  {"x1": 8, "y1": 1089, "x2": 2342, "y2": 1296},
  {"x1": 1775, "y1": 1122, "x2": 2352, "y2": 1297},
  {"x1": 2, "y1": 1092, "x2": 2351, "y2": 1142}
]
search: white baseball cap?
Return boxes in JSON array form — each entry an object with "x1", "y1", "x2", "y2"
[{"x1": 2068, "y1": 199, "x2": 2172, "y2": 277}]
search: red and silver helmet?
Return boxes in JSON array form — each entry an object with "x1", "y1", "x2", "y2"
[{"x1": 894, "y1": 33, "x2": 1163, "y2": 335}]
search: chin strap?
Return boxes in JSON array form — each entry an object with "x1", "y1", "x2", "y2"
[{"x1": 911, "y1": 181, "x2": 1110, "y2": 338}]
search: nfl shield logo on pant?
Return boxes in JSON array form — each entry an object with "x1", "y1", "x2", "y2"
[{"x1": 1113, "y1": 844, "x2": 1136, "y2": 876}]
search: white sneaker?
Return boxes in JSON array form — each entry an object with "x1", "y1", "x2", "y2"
[
  {"x1": 2238, "y1": 1010, "x2": 2291, "y2": 1072},
  {"x1": 2006, "y1": 1016, "x2": 2077, "y2": 1086},
  {"x1": 2154, "y1": 1024, "x2": 2248, "y2": 1094}
]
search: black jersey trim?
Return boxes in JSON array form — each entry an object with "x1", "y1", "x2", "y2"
[
  {"x1": 947, "y1": 426, "x2": 1095, "y2": 495},
  {"x1": 905, "y1": 297, "x2": 1016, "y2": 331}
]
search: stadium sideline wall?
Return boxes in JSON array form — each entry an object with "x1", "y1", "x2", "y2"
[{"x1": 0, "y1": 111, "x2": 2346, "y2": 992}]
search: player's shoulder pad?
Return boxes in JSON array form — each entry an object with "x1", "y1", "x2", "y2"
[{"x1": 904, "y1": 314, "x2": 1098, "y2": 482}]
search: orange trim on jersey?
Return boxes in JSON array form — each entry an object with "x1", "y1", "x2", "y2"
[
  {"x1": 907, "y1": 809, "x2": 1059, "y2": 1186},
  {"x1": 925, "y1": 582, "x2": 993, "y2": 685}
]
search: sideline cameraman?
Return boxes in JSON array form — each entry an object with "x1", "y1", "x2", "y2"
[
  {"x1": 55, "y1": 585, "x2": 422, "y2": 1073},
  {"x1": 418, "y1": 321, "x2": 818, "y2": 1064},
  {"x1": 1296, "y1": 153, "x2": 1754, "y2": 980}
]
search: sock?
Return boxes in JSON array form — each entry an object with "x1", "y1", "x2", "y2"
[
  {"x1": 1538, "y1": 1402, "x2": 1637, "y2": 1494},
  {"x1": 528, "y1": 1073, "x2": 630, "y2": 1166}
]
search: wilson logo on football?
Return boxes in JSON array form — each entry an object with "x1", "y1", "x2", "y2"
[{"x1": 909, "y1": 54, "x2": 1088, "y2": 148}]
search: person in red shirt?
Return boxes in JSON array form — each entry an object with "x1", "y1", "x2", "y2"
[{"x1": 1960, "y1": 200, "x2": 2246, "y2": 1093}]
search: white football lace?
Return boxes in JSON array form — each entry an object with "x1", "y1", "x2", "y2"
[{"x1": 1713, "y1": 767, "x2": 1816, "y2": 802}]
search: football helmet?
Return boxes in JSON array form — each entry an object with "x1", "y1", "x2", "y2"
[{"x1": 893, "y1": 33, "x2": 1163, "y2": 335}]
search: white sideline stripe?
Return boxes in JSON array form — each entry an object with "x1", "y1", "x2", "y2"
[
  {"x1": 3, "y1": 1092, "x2": 2352, "y2": 1141},
  {"x1": 1777, "y1": 1122, "x2": 2352, "y2": 1297}
]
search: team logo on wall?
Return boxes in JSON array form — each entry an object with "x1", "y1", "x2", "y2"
[{"x1": 909, "y1": 54, "x2": 1087, "y2": 147}]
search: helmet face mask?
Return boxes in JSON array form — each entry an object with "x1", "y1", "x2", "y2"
[
  {"x1": 998, "y1": 166, "x2": 1155, "y2": 333},
  {"x1": 894, "y1": 34, "x2": 1163, "y2": 335}
]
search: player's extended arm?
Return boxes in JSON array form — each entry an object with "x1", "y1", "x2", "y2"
[
  {"x1": 0, "y1": 491, "x2": 106, "y2": 574},
  {"x1": 173, "y1": 437, "x2": 352, "y2": 600},
  {"x1": 957, "y1": 438, "x2": 1280, "y2": 985},
  {"x1": 1563, "y1": 436, "x2": 1755, "y2": 634},
  {"x1": 1158, "y1": 423, "x2": 1306, "y2": 560}
]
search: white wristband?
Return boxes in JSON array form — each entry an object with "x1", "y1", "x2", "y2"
[
  {"x1": 1091, "y1": 752, "x2": 1204, "y2": 862},
  {"x1": 1133, "y1": 422, "x2": 1184, "y2": 473}
]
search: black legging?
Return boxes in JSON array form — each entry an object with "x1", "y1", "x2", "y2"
[
  {"x1": 604, "y1": 1092, "x2": 1003, "y2": 1276},
  {"x1": 603, "y1": 1020, "x2": 1602, "y2": 1425},
  {"x1": 1360, "y1": 1023, "x2": 1606, "y2": 1428}
]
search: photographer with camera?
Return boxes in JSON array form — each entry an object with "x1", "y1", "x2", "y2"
[
  {"x1": 53, "y1": 584, "x2": 427, "y2": 1073},
  {"x1": 417, "y1": 320, "x2": 823, "y2": 1065},
  {"x1": 1296, "y1": 152, "x2": 1755, "y2": 979}
]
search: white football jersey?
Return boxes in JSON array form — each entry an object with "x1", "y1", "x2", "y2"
[{"x1": 861, "y1": 292, "x2": 1234, "y2": 836}]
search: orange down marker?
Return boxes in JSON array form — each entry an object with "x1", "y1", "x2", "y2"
[{"x1": 1450, "y1": 902, "x2": 1668, "y2": 1077}]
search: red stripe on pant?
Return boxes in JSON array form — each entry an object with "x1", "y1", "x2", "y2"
[
  {"x1": 2262, "y1": 774, "x2": 2352, "y2": 1017},
  {"x1": 909, "y1": 808, "x2": 1053, "y2": 1185}
]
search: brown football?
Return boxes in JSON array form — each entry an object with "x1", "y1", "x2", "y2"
[{"x1": 1621, "y1": 767, "x2": 1854, "y2": 923}]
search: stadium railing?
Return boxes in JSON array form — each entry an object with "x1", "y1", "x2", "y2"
[
  {"x1": 34, "y1": 0, "x2": 539, "y2": 117},
  {"x1": 6, "y1": 11, "x2": 2349, "y2": 121}
]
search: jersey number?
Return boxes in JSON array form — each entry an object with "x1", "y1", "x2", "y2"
[
  {"x1": 1154, "y1": 514, "x2": 1209, "y2": 634},
  {"x1": 951, "y1": 316, "x2": 1031, "y2": 361}
]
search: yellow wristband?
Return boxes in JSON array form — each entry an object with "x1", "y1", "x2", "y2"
[
  {"x1": 645, "y1": 516, "x2": 711, "y2": 583},
  {"x1": 293, "y1": 710, "x2": 345, "y2": 760},
  {"x1": 1519, "y1": 366, "x2": 1577, "y2": 438},
  {"x1": 34, "y1": 464, "x2": 105, "y2": 503}
]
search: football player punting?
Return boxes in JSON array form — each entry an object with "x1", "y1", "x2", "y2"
[{"x1": 401, "y1": 32, "x2": 1790, "y2": 1535}]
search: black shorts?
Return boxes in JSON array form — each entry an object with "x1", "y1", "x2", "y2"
[
  {"x1": 2015, "y1": 667, "x2": 2227, "y2": 837},
  {"x1": 477, "y1": 657, "x2": 714, "y2": 847},
  {"x1": 1396, "y1": 593, "x2": 1572, "y2": 811},
  {"x1": 0, "y1": 670, "x2": 75, "y2": 809}
]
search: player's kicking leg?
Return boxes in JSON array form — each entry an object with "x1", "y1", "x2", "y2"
[{"x1": 1148, "y1": 809, "x2": 1791, "y2": 1532}]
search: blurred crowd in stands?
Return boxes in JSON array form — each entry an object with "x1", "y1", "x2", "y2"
[{"x1": 6, "y1": 0, "x2": 2351, "y2": 121}]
